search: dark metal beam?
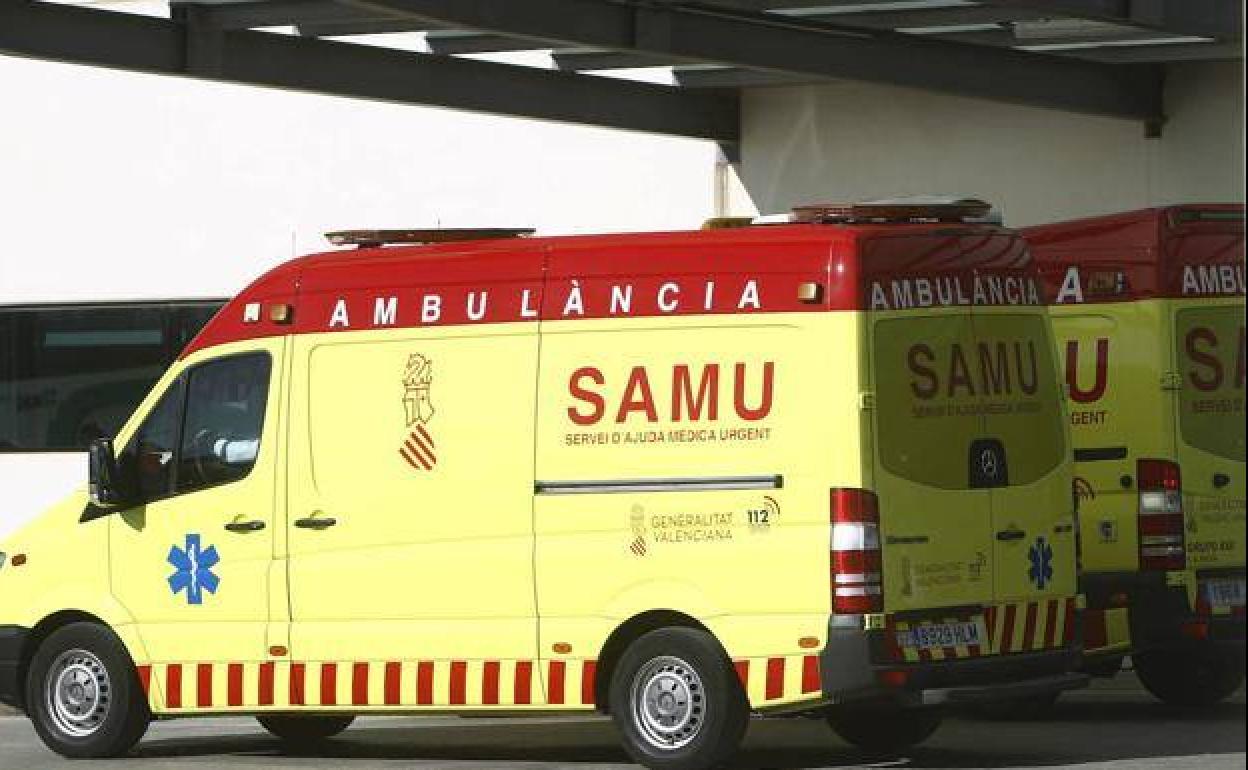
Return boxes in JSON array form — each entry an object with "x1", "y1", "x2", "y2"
[
  {"x1": 424, "y1": 30, "x2": 547, "y2": 55},
  {"x1": 1073, "y1": 40, "x2": 1244, "y2": 62},
  {"x1": 0, "y1": 0, "x2": 737, "y2": 141},
  {"x1": 674, "y1": 65, "x2": 815, "y2": 87},
  {"x1": 554, "y1": 50, "x2": 681, "y2": 70},
  {"x1": 976, "y1": 1, "x2": 1242, "y2": 41},
  {"x1": 341, "y1": 0, "x2": 1164, "y2": 119},
  {"x1": 794, "y1": 6, "x2": 1055, "y2": 30}
]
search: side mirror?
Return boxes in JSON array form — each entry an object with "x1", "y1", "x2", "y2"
[{"x1": 88, "y1": 438, "x2": 131, "y2": 508}]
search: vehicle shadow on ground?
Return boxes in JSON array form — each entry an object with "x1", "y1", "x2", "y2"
[{"x1": 129, "y1": 696, "x2": 1247, "y2": 769}]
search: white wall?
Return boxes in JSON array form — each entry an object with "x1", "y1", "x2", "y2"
[
  {"x1": 0, "y1": 54, "x2": 716, "y2": 538},
  {"x1": 0, "y1": 56, "x2": 717, "y2": 305},
  {"x1": 735, "y1": 60, "x2": 1244, "y2": 226}
]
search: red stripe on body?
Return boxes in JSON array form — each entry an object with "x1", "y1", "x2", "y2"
[
  {"x1": 228, "y1": 663, "x2": 244, "y2": 707},
  {"x1": 1043, "y1": 600, "x2": 1059, "y2": 649},
  {"x1": 137, "y1": 665, "x2": 152, "y2": 697},
  {"x1": 384, "y1": 662, "x2": 402, "y2": 705},
  {"x1": 320, "y1": 663, "x2": 337, "y2": 706},
  {"x1": 259, "y1": 662, "x2": 275, "y2": 706},
  {"x1": 983, "y1": 607, "x2": 998, "y2": 649},
  {"x1": 765, "y1": 658, "x2": 785, "y2": 700},
  {"x1": 1022, "y1": 602, "x2": 1039, "y2": 650},
  {"x1": 733, "y1": 661, "x2": 749, "y2": 690},
  {"x1": 1000, "y1": 604, "x2": 1018, "y2": 653},
  {"x1": 290, "y1": 663, "x2": 306, "y2": 706},
  {"x1": 581, "y1": 661, "x2": 597, "y2": 705},
  {"x1": 449, "y1": 661, "x2": 467, "y2": 705},
  {"x1": 1064, "y1": 598, "x2": 1077, "y2": 642},
  {"x1": 801, "y1": 656, "x2": 821, "y2": 693},
  {"x1": 917, "y1": 647, "x2": 932, "y2": 663},
  {"x1": 166, "y1": 664, "x2": 182, "y2": 709},
  {"x1": 197, "y1": 664, "x2": 213, "y2": 708},
  {"x1": 416, "y1": 424, "x2": 436, "y2": 449},
  {"x1": 514, "y1": 661, "x2": 533, "y2": 705},
  {"x1": 482, "y1": 661, "x2": 500, "y2": 705},
  {"x1": 352, "y1": 662, "x2": 369, "y2": 706},
  {"x1": 401, "y1": 444, "x2": 432, "y2": 471},
  {"x1": 548, "y1": 661, "x2": 566, "y2": 705},
  {"x1": 416, "y1": 662, "x2": 434, "y2": 705},
  {"x1": 1084, "y1": 609, "x2": 1108, "y2": 649}
]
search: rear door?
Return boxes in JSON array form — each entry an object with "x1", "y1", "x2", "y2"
[
  {"x1": 1172, "y1": 301, "x2": 1246, "y2": 572},
  {"x1": 867, "y1": 274, "x2": 995, "y2": 613},
  {"x1": 972, "y1": 309, "x2": 1077, "y2": 612}
]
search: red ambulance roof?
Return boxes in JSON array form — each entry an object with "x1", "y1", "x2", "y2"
[
  {"x1": 1024, "y1": 204, "x2": 1245, "y2": 305},
  {"x1": 181, "y1": 222, "x2": 1037, "y2": 358}
]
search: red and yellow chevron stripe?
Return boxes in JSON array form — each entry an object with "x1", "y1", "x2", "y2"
[
  {"x1": 138, "y1": 653, "x2": 825, "y2": 714},
  {"x1": 886, "y1": 597, "x2": 1076, "y2": 663}
]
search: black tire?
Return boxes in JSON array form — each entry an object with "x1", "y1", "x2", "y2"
[
  {"x1": 24, "y1": 622, "x2": 150, "y2": 759},
  {"x1": 1134, "y1": 646, "x2": 1246, "y2": 708},
  {"x1": 826, "y1": 705, "x2": 942, "y2": 752},
  {"x1": 608, "y1": 627, "x2": 749, "y2": 770},
  {"x1": 258, "y1": 714, "x2": 355, "y2": 742}
]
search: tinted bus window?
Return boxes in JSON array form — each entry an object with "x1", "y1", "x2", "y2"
[{"x1": 0, "y1": 302, "x2": 223, "y2": 451}]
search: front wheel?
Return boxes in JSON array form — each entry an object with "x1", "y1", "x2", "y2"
[
  {"x1": 1134, "y1": 646, "x2": 1246, "y2": 707},
  {"x1": 826, "y1": 705, "x2": 942, "y2": 752},
  {"x1": 25, "y1": 622, "x2": 151, "y2": 759},
  {"x1": 608, "y1": 627, "x2": 749, "y2": 770},
  {"x1": 258, "y1": 714, "x2": 355, "y2": 742}
]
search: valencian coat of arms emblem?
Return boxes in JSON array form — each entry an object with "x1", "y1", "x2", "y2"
[{"x1": 399, "y1": 353, "x2": 438, "y2": 471}]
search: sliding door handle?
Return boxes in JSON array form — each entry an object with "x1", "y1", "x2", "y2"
[
  {"x1": 996, "y1": 528, "x2": 1026, "y2": 542},
  {"x1": 224, "y1": 519, "x2": 266, "y2": 533},
  {"x1": 294, "y1": 516, "x2": 337, "y2": 530}
]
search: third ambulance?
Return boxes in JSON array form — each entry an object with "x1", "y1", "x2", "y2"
[
  {"x1": 0, "y1": 200, "x2": 1084, "y2": 769},
  {"x1": 1027, "y1": 204, "x2": 1246, "y2": 706}
]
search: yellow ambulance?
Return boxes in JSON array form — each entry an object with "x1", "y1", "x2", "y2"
[
  {"x1": 1027, "y1": 204, "x2": 1245, "y2": 706},
  {"x1": 0, "y1": 201, "x2": 1085, "y2": 769}
]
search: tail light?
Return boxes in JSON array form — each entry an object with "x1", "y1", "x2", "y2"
[
  {"x1": 831, "y1": 488, "x2": 883, "y2": 614},
  {"x1": 1137, "y1": 459, "x2": 1186, "y2": 571}
]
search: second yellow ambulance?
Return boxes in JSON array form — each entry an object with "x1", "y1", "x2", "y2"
[
  {"x1": 0, "y1": 201, "x2": 1084, "y2": 769},
  {"x1": 1027, "y1": 204, "x2": 1245, "y2": 706}
]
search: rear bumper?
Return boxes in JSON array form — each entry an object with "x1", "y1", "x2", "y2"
[
  {"x1": 0, "y1": 625, "x2": 28, "y2": 711},
  {"x1": 1083, "y1": 569, "x2": 1246, "y2": 653},
  {"x1": 819, "y1": 617, "x2": 1086, "y2": 708}
]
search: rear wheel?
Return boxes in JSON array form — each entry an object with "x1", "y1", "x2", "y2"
[
  {"x1": 25, "y1": 622, "x2": 150, "y2": 759},
  {"x1": 1134, "y1": 646, "x2": 1246, "y2": 707},
  {"x1": 608, "y1": 627, "x2": 749, "y2": 770},
  {"x1": 258, "y1": 714, "x2": 355, "y2": 742},
  {"x1": 826, "y1": 705, "x2": 942, "y2": 752}
]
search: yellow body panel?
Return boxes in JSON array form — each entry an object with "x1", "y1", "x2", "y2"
[{"x1": 1, "y1": 302, "x2": 1077, "y2": 718}]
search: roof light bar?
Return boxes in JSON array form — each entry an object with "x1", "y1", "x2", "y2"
[
  {"x1": 791, "y1": 197, "x2": 994, "y2": 224},
  {"x1": 325, "y1": 228, "x2": 535, "y2": 248}
]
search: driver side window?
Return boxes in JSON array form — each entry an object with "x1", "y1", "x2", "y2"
[
  {"x1": 177, "y1": 354, "x2": 272, "y2": 494},
  {"x1": 122, "y1": 352, "x2": 271, "y2": 502}
]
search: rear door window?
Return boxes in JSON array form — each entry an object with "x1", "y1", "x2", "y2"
[
  {"x1": 874, "y1": 313, "x2": 986, "y2": 489},
  {"x1": 1176, "y1": 305, "x2": 1246, "y2": 461},
  {"x1": 972, "y1": 312, "x2": 1067, "y2": 485}
]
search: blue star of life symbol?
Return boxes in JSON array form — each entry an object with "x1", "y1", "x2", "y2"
[
  {"x1": 1028, "y1": 536, "x2": 1054, "y2": 590},
  {"x1": 167, "y1": 534, "x2": 220, "y2": 605}
]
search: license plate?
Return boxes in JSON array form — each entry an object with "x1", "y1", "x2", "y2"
[
  {"x1": 1204, "y1": 578, "x2": 1246, "y2": 608},
  {"x1": 896, "y1": 621, "x2": 982, "y2": 651}
]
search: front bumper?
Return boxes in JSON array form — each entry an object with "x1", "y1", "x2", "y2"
[
  {"x1": 0, "y1": 625, "x2": 28, "y2": 711},
  {"x1": 819, "y1": 617, "x2": 1087, "y2": 708}
]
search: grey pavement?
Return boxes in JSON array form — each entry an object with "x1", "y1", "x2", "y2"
[{"x1": 1, "y1": 674, "x2": 1243, "y2": 770}]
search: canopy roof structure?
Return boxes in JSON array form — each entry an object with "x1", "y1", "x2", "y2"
[{"x1": 1, "y1": 0, "x2": 1242, "y2": 142}]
